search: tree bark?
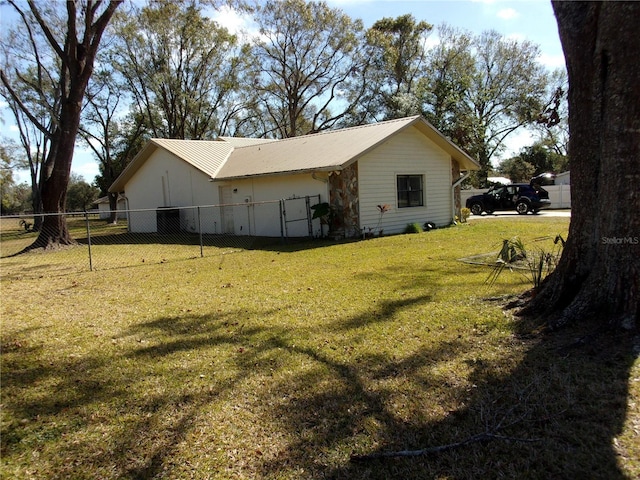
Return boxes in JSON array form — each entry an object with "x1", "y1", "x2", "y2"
[
  {"x1": 523, "y1": 2, "x2": 639, "y2": 329},
  {"x1": 107, "y1": 192, "x2": 118, "y2": 224},
  {"x1": 34, "y1": 96, "x2": 83, "y2": 247},
  {"x1": 18, "y1": 0, "x2": 122, "y2": 249}
]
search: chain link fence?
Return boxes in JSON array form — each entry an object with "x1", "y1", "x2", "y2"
[{"x1": 0, "y1": 197, "x2": 324, "y2": 278}]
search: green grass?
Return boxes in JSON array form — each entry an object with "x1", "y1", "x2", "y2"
[{"x1": 1, "y1": 217, "x2": 638, "y2": 479}]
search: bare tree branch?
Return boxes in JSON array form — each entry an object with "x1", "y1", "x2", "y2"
[{"x1": 351, "y1": 430, "x2": 540, "y2": 462}]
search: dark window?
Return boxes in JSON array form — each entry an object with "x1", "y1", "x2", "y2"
[{"x1": 397, "y1": 175, "x2": 424, "y2": 208}]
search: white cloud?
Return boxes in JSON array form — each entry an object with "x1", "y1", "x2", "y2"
[
  {"x1": 497, "y1": 8, "x2": 519, "y2": 20},
  {"x1": 208, "y1": 5, "x2": 256, "y2": 39},
  {"x1": 72, "y1": 157, "x2": 100, "y2": 182},
  {"x1": 539, "y1": 52, "x2": 566, "y2": 70},
  {"x1": 424, "y1": 33, "x2": 441, "y2": 50}
]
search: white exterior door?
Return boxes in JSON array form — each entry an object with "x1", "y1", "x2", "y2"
[{"x1": 219, "y1": 186, "x2": 235, "y2": 234}]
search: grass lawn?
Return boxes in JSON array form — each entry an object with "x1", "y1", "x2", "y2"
[{"x1": 1, "y1": 217, "x2": 638, "y2": 479}]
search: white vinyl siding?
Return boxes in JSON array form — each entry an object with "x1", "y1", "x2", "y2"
[
  {"x1": 125, "y1": 149, "x2": 220, "y2": 233},
  {"x1": 218, "y1": 174, "x2": 329, "y2": 237},
  {"x1": 358, "y1": 126, "x2": 452, "y2": 234}
]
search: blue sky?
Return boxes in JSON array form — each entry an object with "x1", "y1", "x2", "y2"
[
  {"x1": 213, "y1": 0, "x2": 564, "y2": 69},
  {"x1": 2, "y1": 0, "x2": 564, "y2": 183},
  {"x1": 326, "y1": 0, "x2": 564, "y2": 69}
]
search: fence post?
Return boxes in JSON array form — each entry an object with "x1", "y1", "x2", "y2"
[
  {"x1": 279, "y1": 199, "x2": 285, "y2": 243},
  {"x1": 197, "y1": 206, "x2": 203, "y2": 257},
  {"x1": 84, "y1": 211, "x2": 93, "y2": 271}
]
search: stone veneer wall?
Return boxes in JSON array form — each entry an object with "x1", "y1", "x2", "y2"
[{"x1": 328, "y1": 162, "x2": 360, "y2": 238}]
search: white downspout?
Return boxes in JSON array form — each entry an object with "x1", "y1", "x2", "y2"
[{"x1": 451, "y1": 171, "x2": 471, "y2": 219}]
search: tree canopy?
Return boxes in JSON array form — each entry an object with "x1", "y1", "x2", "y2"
[
  {"x1": 111, "y1": 0, "x2": 247, "y2": 140},
  {"x1": 249, "y1": 0, "x2": 369, "y2": 137}
]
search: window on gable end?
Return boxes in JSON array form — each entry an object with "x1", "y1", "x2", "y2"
[{"x1": 397, "y1": 174, "x2": 424, "y2": 208}]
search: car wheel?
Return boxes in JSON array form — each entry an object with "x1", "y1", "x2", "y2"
[
  {"x1": 470, "y1": 202, "x2": 483, "y2": 215},
  {"x1": 516, "y1": 201, "x2": 529, "y2": 215}
]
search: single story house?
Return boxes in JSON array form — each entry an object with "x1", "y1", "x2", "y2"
[
  {"x1": 109, "y1": 115, "x2": 479, "y2": 238},
  {"x1": 93, "y1": 195, "x2": 128, "y2": 220}
]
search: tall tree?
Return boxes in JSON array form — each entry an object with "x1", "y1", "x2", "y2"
[
  {"x1": 0, "y1": 89, "x2": 49, "y2": 226},
  {"x1": 422, "y1": 25, "x2": 475, "y2": 150},
  {"x1": 111, "y1": 0, "x2": 247, "y2": 140},
  {"x1": 523, "y1": 1, "x2": 639, "y2": 328},
  {"x1": 0, "y1": 0, "x2": 121, "y2": 248},
  {"x1": 465, "y1": 30, "x2": 549, "y2": 186},
  {"x1": 0, "y1": 15, "x2": 60, "y2": 229},
  {"x1": 363, "y1": 14, "x2": 432, "y2": 120},
  {"x1": 251, "y1": 0, "x2": 368, "y2": 137},
  {"x1": 422, "y1": 27, "x2": 549, "y2": 187}
]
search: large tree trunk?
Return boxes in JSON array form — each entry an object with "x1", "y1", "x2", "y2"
[
  {"x1": 107, "y1": 192, "x2": 119, "y2": 224},
  {"x1": 19, "y1": 0, "x2": 123, "y2": 249},
  {"x1": 33, "y1": 98, "x2": 83, "y2": 248},
  {"x1": 523, "y1": 2, "x2": 639, "y2": 329}
]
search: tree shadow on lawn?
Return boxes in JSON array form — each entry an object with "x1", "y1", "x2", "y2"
[
  {"x1": 2, "y1": 298, "x2": 637, "y2": 479},
  {"x1": 286, "y1": 323, "x2": 638, "y2": 479},
  {"x1": 74, "y1": 230, "x2": 353, "y2": 253},
  {"x1": 120, "y1": 300, "x2": 637, "y2": 478},
  {"x1": 0, "y1": 308, "x2": 274, "y2": 479}
]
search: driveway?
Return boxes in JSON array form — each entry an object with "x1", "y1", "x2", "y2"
[{"x1": 467, "y1": 209, "x2": 571, "y2": 220}]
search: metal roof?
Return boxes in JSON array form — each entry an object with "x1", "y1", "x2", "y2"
[
  {"x1": 215, "y1": 116, "x2": 478, "y2": 180},
  {"x1": 109, "y1": 138, "x2": 233, "y2": 192},
  {"x1": 109, "y1": 116, "x2": 479, "y2": 192},
  {"x1": 152, "y1": 138, "x2": 233, "y2": 177},
  {"x1": 218, "y1": 136, "x2": 278, "y2": 147}
]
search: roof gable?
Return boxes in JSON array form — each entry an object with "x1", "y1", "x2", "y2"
[{"x1": 109, "y1": 139, "x2": 233, "y2": 192}]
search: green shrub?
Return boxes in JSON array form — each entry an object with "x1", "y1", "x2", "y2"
[{"x1": 404, "y1": 222, "x2": 423, "y2": 234}]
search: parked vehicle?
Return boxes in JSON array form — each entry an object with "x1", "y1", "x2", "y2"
[{"x1": 465, "y1": 180, "x2": 551, "y2": 215}]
